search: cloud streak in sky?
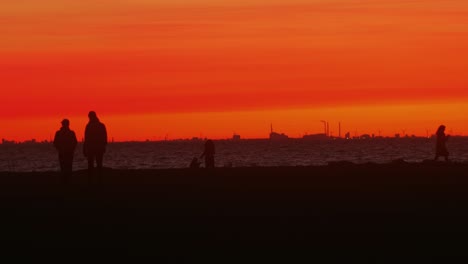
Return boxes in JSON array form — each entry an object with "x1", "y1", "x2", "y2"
[{"x1": 1, "y1": 0, "x2": 468, "y2": 118}]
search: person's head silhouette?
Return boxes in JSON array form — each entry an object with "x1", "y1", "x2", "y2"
[
  {"x1": 61, "y1": 119, "x2": 70, "y2": 128},
  {"x1": 88, "y1": 111, "x2": 99, "y2": 122},
  {"x1": 436, "y1": 125, "x2": 446, "y2": 135}
]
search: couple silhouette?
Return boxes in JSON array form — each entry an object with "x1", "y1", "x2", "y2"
[{"x1": 53, "y1": 111, "x2": 107, "y2": 184}]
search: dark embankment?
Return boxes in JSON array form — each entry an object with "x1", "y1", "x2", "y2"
[{"x1": 0, "y1": 162, "x2": 468, "y2": 261}]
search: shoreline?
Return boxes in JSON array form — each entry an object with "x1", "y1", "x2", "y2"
[{"x1": 0, "y1": 159, "x2": 465, "y2": 175}]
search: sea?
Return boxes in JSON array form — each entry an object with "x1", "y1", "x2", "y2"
[{"x1": 1, "y1": 138, "x2": 468, "y2": 172}]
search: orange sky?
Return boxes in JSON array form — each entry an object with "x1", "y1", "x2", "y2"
[{"x1": 1, "y1": 0, "x2": 468, "y2": 141}]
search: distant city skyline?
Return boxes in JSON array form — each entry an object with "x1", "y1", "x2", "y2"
[{"x1": 2, "y1": 104, "x2": 465, "y2": 143}]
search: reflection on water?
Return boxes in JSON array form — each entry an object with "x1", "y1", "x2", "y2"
[{"x1": 1, "y1": 138, "x2": 468, "y2": 172}]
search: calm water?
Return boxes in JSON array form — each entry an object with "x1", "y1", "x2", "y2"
[{"x1": 1, "y1": 138, "x2": 468, "y2": 172}]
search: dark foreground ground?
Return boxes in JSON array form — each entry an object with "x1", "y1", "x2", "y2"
[{"x1": 1, "y1": 162, "x2": 468, "y2": 261}]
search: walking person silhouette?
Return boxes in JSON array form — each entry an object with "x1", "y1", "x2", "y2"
[
  {"x1": 434, "y1": 125, "x2": 450, "y2": 162},
  {"x1": 200, "y1": 139, "x2": 215, "y2": 168},
  {"x1": 53, "y1": 119, "x2": 78, "y2": 184},
  {"x1": 83, "y1": 111, "x2": 108, "y2": 183}
]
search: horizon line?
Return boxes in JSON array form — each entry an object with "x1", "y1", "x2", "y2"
[{"x1": 2, "y1": 134, "x2": 466, "y2": 144}]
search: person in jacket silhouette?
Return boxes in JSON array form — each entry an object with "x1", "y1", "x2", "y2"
[
  {"x1": 200, "y1": 139, "x2": 215, "y2": 168},
  {"x1": 84, "y1": 111, "x2": 107, "y2": 179},
  {"x1": 53, "y1": 119, "x2": 78, "y2": 183},
  {"x1": 434, "y1": 125, "x2": 450, "y2": 162}
]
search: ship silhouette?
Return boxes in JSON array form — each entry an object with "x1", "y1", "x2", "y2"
[{"x1": 269, "y1": 124, "x2": 289, "y2": 140}]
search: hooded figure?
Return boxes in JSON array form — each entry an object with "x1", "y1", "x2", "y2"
[
  {"x1": 84, "y1": 111, "x2": 108, "y2": 178},
  {"x1": 53, "y1": 119, "x2": 78, "y2": 183},
  {"x1": 434, "y1": 125, "x2": 449, "y2": 162}
]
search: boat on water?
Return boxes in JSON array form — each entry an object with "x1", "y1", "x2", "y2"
[{"x1": 269, "y1": 124, "x2": 289, "y2": 140}]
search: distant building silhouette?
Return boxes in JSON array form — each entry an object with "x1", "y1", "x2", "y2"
[
  {"x1": 1, "y1": 139, "x2": 16, "y2": 145},
  {"x1": 302, "y1": 133, "x2": 327, "y2": 140},
  {"x1": 53, "y1": 119, "x2": 78, "y2": 183},
  {"x1": 360, "y1": 134, "x2": 371, "y2": 140},
  {"x1": 345, "y1": 132, "x2": 351, "y2": 140},
  {"x1": 84, "y1": 111, "x2": 108, "y2": 182}
]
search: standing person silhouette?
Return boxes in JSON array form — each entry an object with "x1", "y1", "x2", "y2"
[
  {"x1": 53, "y1": 119, "x2": 78, "y2": 184},
  {"x1": 434, "y1": 125, "x2": 450, "y2": 162},
  {"x1": 84, "y1": 111, "x2": 108, "y2": 183},
  {"x1": 200, "y1": 139, "x2": 215, "y2": 168}
]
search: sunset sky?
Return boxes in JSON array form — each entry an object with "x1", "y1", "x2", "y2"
[{"x1": 2, "y1": 0, "x2": 468, "y2": 141}]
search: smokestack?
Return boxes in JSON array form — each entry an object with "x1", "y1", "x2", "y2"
[
  {"x1": 320, "y1": 120, "x2": 326, "y2": 136},
  {"x1": 339, "y1": 122, "x2": 341, "y2": 138},
  {"x1": 327, "y1": 122, "x2": 329, "y2": 137}
]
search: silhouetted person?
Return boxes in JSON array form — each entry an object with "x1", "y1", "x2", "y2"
[
  {"x1": 190, "y1": 157, "x2": 201, "y2": 168},
  {"x1": 434, "y1": 125, "x2": 450, "y2": 162},
  {"x1": 200, "y1": 139, "x2": 215, "y2": 168},
  {"x1": 84, "y1": 111, "x2": 107, "y2": 183},
  {"x1": 53, "y1": 119, "x2": 78, "y2": 184}
]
